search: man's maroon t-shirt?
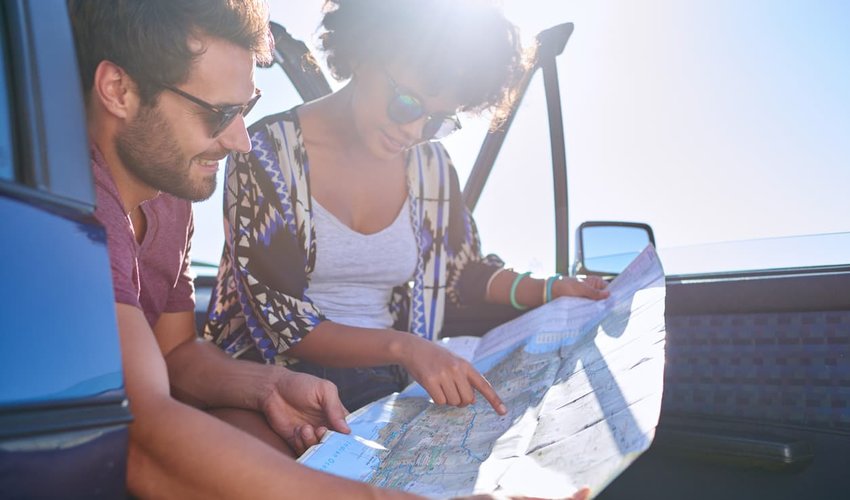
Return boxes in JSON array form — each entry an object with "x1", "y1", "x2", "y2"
[{"x1": 91, "y1": 147, "x2": 195, "y2": 327}]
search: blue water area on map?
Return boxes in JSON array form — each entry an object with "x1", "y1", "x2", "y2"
[{"x1": 301, "y1": 432, "x2": 381, "y2": 481}]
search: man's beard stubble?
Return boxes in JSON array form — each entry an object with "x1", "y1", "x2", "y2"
[{"x1": 115, "y1": 104, "x2": 217, "y2": 202}]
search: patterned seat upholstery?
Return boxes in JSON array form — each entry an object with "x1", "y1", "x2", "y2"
[{"x1": 662, "y1": 311, "x2": 850, "y2": 431}]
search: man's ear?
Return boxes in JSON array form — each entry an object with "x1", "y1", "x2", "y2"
[{"x1": 92, "y1": 60, "x2": 141, "y2": 119}]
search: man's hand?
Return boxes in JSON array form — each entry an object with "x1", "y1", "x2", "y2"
[
  {"x1": 261, "y1": 368, "x2": 351, "y2": 455},
  {"x1": 400, "y1": 336, "x2": 507, "y2": 415}
]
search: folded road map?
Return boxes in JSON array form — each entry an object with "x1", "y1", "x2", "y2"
[{"x1": 299, "y1": 245, "x2": 667, "y2": 498}]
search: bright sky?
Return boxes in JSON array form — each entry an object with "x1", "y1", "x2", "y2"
[{"x1": 193, "y1": 0, "x2": 850, "y2": 276}]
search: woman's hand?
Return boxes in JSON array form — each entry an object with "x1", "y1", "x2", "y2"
[
  {"x1": 552, "y1": 275, "x2": 609, "y2": 301},
  {"x1": 398, "y1": 336, "x2": 507, "y2": 415}
]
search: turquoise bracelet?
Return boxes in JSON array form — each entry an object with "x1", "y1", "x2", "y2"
[
  {"x1": 510, "y1": 272, "x2": 532, "y2": 310},
  {"x1": 545, "y1": 274, "x2": 562, "y2": 304}
]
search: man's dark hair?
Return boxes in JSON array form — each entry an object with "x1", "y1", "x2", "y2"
[
  {"x1": 68, "y1": 0, "x2": 272, "y2": 105},
  {"x1": 319, "y1": 0, "x2": 525, "y2": 116}
]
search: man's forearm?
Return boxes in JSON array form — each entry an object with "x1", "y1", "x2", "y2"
[
  {"x1": 165, "y1": 321, "x2": 415, "y2": 411},
  {"x1": 128, "y1": 389, "x2": 412, "y2": 500},
  {"x1": 165, "y1": 338, "x2": 283, "y2": 411},
  {"x1": 116, "y1": 304, "x2": 404, "y2": 498}
]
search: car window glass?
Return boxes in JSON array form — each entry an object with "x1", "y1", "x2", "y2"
[
  {"x1": 192, "y1": 2, "x2": 850, "y2": 277},
  {"x1": 551, "y1": 1, "x2": 850, "y2": 275},
  {"x1": 468, "y1": 1, "x2": 850, "y2": 276},
  {"x1": 459, "y1": 72, "x2": 557, "y2": 276},
  {"x1": 0, "y1": 12, "x2": 15, "y2": 182}
]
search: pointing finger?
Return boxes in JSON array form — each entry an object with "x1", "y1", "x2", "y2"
[{"x1": 468, "y1": 370, "x2": 506, "y2": 415}]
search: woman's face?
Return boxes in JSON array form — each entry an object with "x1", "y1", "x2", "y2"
[{"x1": 349, "y1": 64, "x2": 462, "y2": 161}]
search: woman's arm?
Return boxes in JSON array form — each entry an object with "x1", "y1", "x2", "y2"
[
  {"x1": 485, "y1": 270, "x2": 609, "y2": 308},
  {"x1": 438, "y1": 148, "x2": 608, "y2": 310},
  {"x1": 288, "y1": 321, "x2": 507, "y2": 415}
]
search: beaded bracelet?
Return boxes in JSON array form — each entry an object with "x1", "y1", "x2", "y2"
[
  {"x1": 510, "y1": 272, "x2": 531, "y2": 310},
  {"x1": 545, "y1": 274, "x2": 562, "y2": 304}
]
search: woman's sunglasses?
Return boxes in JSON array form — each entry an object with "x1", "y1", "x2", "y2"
[
  {"x1": 162, "y1": 85, "x2": 262, "y2": 138},
  {"x1": 385, "y1": 72, "x2": 461, "y2": 142}
]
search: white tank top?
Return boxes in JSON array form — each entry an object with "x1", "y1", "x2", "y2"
[{"x1": 305, "y1": 198, "x2": 418, "y2": 330}]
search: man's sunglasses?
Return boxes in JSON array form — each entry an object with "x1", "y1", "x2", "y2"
[
  {"x1": 162, "y1": 85, "x2": 262, "y2": 138},
  {"x1": 385, "y1": 72, "x2": 461, "y2": 142}
]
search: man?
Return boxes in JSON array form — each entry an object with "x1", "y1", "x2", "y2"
[{"x1": 67, "y1": 0, "x2": 418, "y2": 497}]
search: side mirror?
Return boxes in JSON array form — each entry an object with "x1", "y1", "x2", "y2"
[{"x1": 573, "y1": 221, "x2": 655, "y2": 277}]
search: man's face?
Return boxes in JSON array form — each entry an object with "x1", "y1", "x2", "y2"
[{"x1": 116, "y1": 35, "x2": 256, "y2": 202}]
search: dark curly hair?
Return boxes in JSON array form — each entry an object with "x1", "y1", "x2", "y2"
[
  {"x1": 319, "y1": 0, "x2": 525, "y2": 116},
  {"x1": 69, "y1": 0, "x2": 272, "y2": 106}
]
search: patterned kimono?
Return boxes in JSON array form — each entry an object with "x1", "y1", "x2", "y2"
[{"x1": 204, "y1": 109, "x2": 502, "y2": 366}]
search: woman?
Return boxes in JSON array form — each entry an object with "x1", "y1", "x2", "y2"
[{"x1": 204, "y1": 0, "x2": 608, "y2": 414}]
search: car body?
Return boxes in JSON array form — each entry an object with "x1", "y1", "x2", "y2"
[{"x1": 0, "y1": 1, "x2": 130, "y2": 497}]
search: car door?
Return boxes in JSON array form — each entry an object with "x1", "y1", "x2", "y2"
[
  {"x1": 594, "y1": 247, "x2": 850, "y2": 499},
  {"x1": 0, "y1": 1, "x2": 131, "y2": 497}
]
